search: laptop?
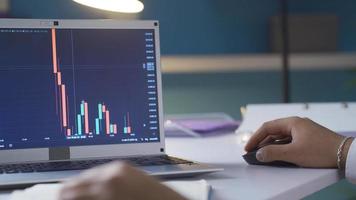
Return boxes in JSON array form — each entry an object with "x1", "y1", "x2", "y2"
[{"x1": 0, "y1": 19, "x2": 222, "y2": 188}]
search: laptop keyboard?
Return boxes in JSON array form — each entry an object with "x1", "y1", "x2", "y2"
[{"x1": 0, "y1": 155, "x2": 194, "y2": 174}]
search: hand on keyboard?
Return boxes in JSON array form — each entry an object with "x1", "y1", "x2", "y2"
[{"x1": 59, "y1": 161, "x2": 186, "y2": 200}]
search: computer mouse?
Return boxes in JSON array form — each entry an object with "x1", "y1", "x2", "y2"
[{"x1": 242, "y1": 138, "x2": 297, "y2": 167}]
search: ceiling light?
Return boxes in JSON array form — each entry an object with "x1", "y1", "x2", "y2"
[{"x1": 73, "y1": 0, "x2": 144, "y2": 13}]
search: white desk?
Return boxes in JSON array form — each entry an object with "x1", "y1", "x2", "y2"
[
  {"x1": 166, "y1": 133, "x2": 341, "y2": 200},
  {"x1": 0, "y1": 133, "x2": 341, "y2": 200}
]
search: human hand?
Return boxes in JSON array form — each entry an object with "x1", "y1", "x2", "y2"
[
  {"x1": 59, "y1": 162, "x2": 186, "y2": 200},
  {"x1": 245, "y1": 117, "x2": 353, "y2": 168}
]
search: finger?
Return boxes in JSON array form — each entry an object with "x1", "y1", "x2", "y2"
[
  {"x1": 59, "y1": 176, "x2": 102, "y2": 200},
  {"x1": 256, "y1": 144, "x2": 295, "y2": 163},
  {"x1": 245, "y1": 117, "x2": 298, "y2": 151},
  {"x1": 258, "y1": 135, "x2": 287, "y2": 148},
  {"x1": 77, "y1": 161, "x2": 127, "y2": 183}
]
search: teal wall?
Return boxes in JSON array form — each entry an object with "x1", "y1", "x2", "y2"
[
  {"x1": 9, "y1": 0, "x2": 356, "y2": 54},
  {"x1": 9, "y1": 0, "x2": 281, "y2": 54},
  {"x1": 163, "y1": 69, "x2": 356, "y2": 119},
  {"x1": 289, "y1": 0, "x2": 356, "y2": 52},
  {"x1": 140, "y1": 0, "x2": 280, "y2": 54}
]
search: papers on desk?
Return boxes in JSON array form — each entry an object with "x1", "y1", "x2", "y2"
[
  {"x1": 164, "y1": 180, "x2": 211, "y2": 200},
  {"x1": 236, "y1": 102, "x2": 356, "y2": 135},
  {"x1": 10, "y1": 184, "x2": 62, "y2": 200},
  {"x1": 10, "y1": 180, "x2": 211, "y2": 200},
  {"x1": 165, "y1": 113, "x2": 239, "y2": 137}
]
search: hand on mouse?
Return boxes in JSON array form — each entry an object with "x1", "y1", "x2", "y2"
[
  {"x1": 245, "y1": 117, "x2": 354, "y2": 168},
  {"x1": 59, "y1": 161, "x2": 186, "y2": 200}
]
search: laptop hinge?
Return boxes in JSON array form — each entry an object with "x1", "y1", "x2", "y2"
[{"x1": 49, "y1": 147, "x2": 70, "y2": 160}]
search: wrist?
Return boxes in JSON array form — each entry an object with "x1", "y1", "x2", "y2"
[{"x1": 340, "y1": 137, "x2": 354, "y2": 170}]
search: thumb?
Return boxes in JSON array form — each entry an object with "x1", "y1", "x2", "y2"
[{"x1": 256, "y1": 145, "x2": 292, "y2": 163}]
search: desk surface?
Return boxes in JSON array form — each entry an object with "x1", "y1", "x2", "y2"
[
  {"x1": 0, "y1": 133, "x2": 341, "y2": 200},
  {"x1": 166, "y1": 133, "x2": 341, "y2": 200}
]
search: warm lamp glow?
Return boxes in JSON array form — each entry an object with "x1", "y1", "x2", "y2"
[{"x1": 73, "y1": 0, "x2": 144, "y2": 13}]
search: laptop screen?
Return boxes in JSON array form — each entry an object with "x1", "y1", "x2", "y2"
[{"x1": 0, "y1": 28, "x2": 160, "y2": 150}]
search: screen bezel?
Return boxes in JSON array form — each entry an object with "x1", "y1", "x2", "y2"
[{"x1": 0, "y1": 19, "x2": 165, "y2": 163}]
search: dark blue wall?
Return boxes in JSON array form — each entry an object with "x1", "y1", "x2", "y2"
[
  {"x1": 9, "y1": 0, "x2": 281, "y2": 54},
  {"x1": 288, "y1": 0, "x2": 356, "y2": 52},
  {"x1": 10, "y1": 0, "x2": 105, "y2": 19},
  {"x1": 140, "y1": 0, "x2": 280, "y2": 54},
  {"x1": 9, "y1": 0, "x2": 356, "y2": 55},
  {"x1": 141, "y1": 0, "x2": 356, "y2": 54}
]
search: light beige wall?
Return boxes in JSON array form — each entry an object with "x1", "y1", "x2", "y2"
[
  {"x1": 161, "y1": 53, "x2": 356, "y2": 73},
  {"x1": 0, "y1": 0, "x2": 8, "y2": 13}
]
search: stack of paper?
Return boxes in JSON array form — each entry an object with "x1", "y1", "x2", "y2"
[
  {"x1": 236, "y1": 102, "x2": 356, "y2": 134},
  {"x1": 165, "y1": 113, "x2": 239, "y2": 137}
]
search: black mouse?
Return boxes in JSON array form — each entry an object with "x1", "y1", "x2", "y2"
[{"x1": 242, "y1": 138, "x2": 297, "y2": 167}]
